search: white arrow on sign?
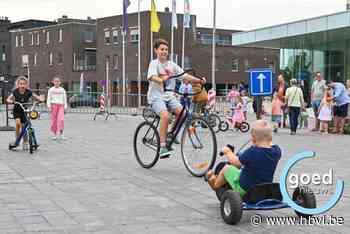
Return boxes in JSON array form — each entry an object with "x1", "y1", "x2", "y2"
[{"x1": 257, "y1": 73, "x2": 266, "y2": 93}]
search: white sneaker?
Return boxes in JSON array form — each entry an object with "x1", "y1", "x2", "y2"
[
  {"x1": 52, "y1": 135, "x2": 57, "y2": 140},
  {"x1": 59, "y1": 134, "x2": 67, "y2": 140}
]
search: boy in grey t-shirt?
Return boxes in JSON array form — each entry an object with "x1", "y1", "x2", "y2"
[{"x1": 147, "y1": 39, "x2": 205, "y2": 158}]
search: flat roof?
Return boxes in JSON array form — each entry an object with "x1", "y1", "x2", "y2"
[{"x1": 232, "y1": 10, "x2": 350, "y2": 48}]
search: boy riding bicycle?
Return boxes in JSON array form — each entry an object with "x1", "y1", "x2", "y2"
[
  {"x1": 7, "y1": 76, "x2": 44, "y2": 150},
  {"x1": 147, "y1": 39, "x2": 206, "y2": 158}
]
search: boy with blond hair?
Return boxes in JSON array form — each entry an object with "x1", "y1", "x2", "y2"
[{"x1": 206, "y1": 120, "x2": 281, "y2": 196}]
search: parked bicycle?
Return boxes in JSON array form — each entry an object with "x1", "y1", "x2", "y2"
[
  {"x1": 133, "y1": 70, "x2": 217, "y2": 177},
  {"x1": 9, "y1": 102, "x2": 40, "y2": 154}
]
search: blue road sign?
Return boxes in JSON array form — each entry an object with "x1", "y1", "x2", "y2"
[{"x1": 249, "y1": 69, "x2": 273, "y2": 96}]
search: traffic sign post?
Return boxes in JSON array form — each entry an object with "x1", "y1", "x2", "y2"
[
  {"x1": 249, "y1": 68, "x2": 273, "y2": 119},
  {"x1": 249, "y1": 68, "x2": 273, "y2": 96}
]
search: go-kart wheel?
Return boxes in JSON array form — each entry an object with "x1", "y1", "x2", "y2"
[
  {"x1": 292, "y1": 186, "x2": 316, "y2": 218},
  {"x1": 220, "y1": 190, "x2": 243, "y2": 225},
  {"x1": 239, "y1": 122, "x2": 250, "y2": 133},
  {"x1": 219, "y1": 121, "x2": 229, "y2": 132}
]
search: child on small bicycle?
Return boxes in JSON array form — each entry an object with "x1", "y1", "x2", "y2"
[
  {"x1": 47, "y1": 76, "x2": 67, "y2": 140},
  {"x1": 147, "y1": 39, "x2": 206, "y2": 158},
  {"x1": 230, "y1": 96, "x2": 245, "y2": 129},
  {"x1": 205, "y1": 120, "x2": 281, "y2": 196},
  {"x1": 6, "y1": 76, "x2": 44, "y2": 150}
]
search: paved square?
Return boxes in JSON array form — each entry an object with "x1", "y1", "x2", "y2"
[{"x1": 0, "y1": 113, "x2": 349, "y2": 233}]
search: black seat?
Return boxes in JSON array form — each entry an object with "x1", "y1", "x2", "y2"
[{"x1": 242, "y1": 183, "x2": 282, "y2": 203}]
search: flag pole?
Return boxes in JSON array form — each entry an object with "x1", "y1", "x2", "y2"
[
  {"x1": 171, "y1": 0, "x2": 174, "y2": 62},
  {"x1": 181, "y1": 0, "x2": 185, "y2": 68},
  {"x1": 211, "y1": 0, "x2": 216, "y2": 90},
  {"x1": 137, "y1": 0, "x2": 141, "y2": 107},
  {"x1": 122, "y1": 31, "x2": 126, "y2": 107}
]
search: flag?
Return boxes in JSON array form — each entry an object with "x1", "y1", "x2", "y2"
[
  {"x1": 123, "y1": 0, "x2": 131, "y2": 32},
  {"x1": 184, "y1": 0, "x2": 191, "y2": 28},
  {"x1": 151, "y1": 0, "x2": 161, "y2": 32},
  {"x1": 172, "y1": 0, "x2": 178, "y2": 29}
]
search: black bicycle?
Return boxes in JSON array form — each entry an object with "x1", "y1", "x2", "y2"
[{"x1": 133, "y1": 70, "x2": 217, "y2": 177}]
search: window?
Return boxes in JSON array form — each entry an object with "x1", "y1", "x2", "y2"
[
  {"x1": 46, "y1": 31, "x2": 50, "y2": 44},
  {"x1": 58, "y1": 52, "x2": 63, "y2": 64},
  {"x1": 104, "y1": 31, "x2": 111, "y2": 44},
  {"x1": 59, "y1": 29, "x2": 63, "y2": 43},
  {"x1": 30, "y1": 33, "x2": 34, "y2": 45},
  {"x1": 36, "y1": 33, "x2": 40, "y2": 45},
  {"x1": 113, "y1": 55, "x2": 118, "y2": 69},
  {"x1": 22, "y1": 54, "x2": 29, "y2": 67},
  {"x1": 49, "y1": 52, "x2": 53, "y2": 65},
  {"x1": 83, "y1": 30, "x2": 95, "y2": 42},
  {"x1": 15, "y1": 36, "x2": 19, "y2": 47},
  {"x1": 112, "y1": 30, "x2": 118, "y2": 44},
  {"x1": 130, "y1": 29, "x2": 139, "y2": 42},
  {"x1": 232, "y1": 58, "x2": 239, "y2": 72},
  {"x1": 34, "y1": 53, "x2": 37, "y2": 66},
  {"x1": 20, "y1": 35, "x2": 23, "y2": 47},
  {"x1": 244, "y1": 59, "x2": 250, "y2": 72}
]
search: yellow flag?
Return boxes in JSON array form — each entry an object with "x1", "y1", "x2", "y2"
[{"x1": 151, "y1": 0, "x2": 161, "y2": 32}]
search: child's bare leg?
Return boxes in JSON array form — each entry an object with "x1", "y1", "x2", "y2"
[
  {"x1": 323, "y1": 121, "x2": 328, "y2": 133},
  {"x1": 15, "y1": 119, "x2": 21, "y2": 139},
  {"x1": 208, "y1": 165, "x2": 229, "y2": 191}
]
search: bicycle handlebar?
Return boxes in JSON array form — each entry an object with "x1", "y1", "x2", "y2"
[
  {"x1": 163, "y1": 69, "x2": 205, "y2": 97},
  {"x1": 13, "y1": 101, "x2": 40, "y2": 112}
]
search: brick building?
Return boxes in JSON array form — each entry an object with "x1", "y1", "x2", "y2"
[
  {"x1": 1, "y1": 18, "x2": 54, "y2": 77},
  {"x1": 10, "y1": 16, "x2": 96, "y2": 91},
  {"x1": 97, "y1": 10, "x2": 280, "y2": 96},
  {"x1": 8, "y1": 10, "x2": 279, "y2": 98}
]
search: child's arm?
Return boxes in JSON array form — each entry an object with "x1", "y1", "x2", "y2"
[
  {"x1": 6, "y1": 94, "x2": 14, "y2": 104},
  {"x1": 32, "y1": 92, "x2": 45, "y2": 102},
  {"x1": 222, "y1": 146, "x2": 242, "y2": 169},
  {"x1": 46, "y1": 88, "x2": 51, "y2": 109},
  {"x1": 63, "y1": 89, "x2": 68, "y2": 109}
]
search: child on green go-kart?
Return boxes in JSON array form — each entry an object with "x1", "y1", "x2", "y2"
[{"x1": 205, "y1": 120, "x2": 281, "y2": 197}]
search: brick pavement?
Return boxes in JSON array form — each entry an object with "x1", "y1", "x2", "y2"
[{"x1": 0, "y1": 113, "x2": 349, "y2": 234}]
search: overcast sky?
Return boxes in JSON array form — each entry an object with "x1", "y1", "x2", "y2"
[{"x1": 1, "y1": 0, "x2": 347, "y2": 30}]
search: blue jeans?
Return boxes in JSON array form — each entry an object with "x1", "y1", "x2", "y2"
[{"x1": 288, "y1": 107, "x2": 301, "y2": 133}]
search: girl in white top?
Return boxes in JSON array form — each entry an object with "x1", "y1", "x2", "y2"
[{"x1": 47, "y1": 77, "x2": 67, "y2": 140}]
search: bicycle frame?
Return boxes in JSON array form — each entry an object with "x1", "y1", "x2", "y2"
[{"x1": 10, "y1": 102, "x2": 39, "y2": 148}]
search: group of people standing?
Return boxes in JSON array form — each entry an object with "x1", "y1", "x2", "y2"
[{"x1": 274, "y1": 72, "x2": 350, "y2": 135}]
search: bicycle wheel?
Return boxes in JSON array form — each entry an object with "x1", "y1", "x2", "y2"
[
  {"x1": 181, "y1": 117, "x2": 217, "y2": 177},
  {"x1": 239, "y1": 122, "x2": 250, "y2": 133},
  {"x1": 133, "y1": 121, "x2": 160, "y2": 169},
  {"x1": 208, "y1": 114, "x2": 221, "y2": 133},
  {"x1": 219, "y1": 121, "x2": 229, "y2": 132}
]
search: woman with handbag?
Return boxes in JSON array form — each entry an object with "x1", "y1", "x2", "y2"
[{"x1": 285, "y1": 79, "x2": 305, "y2": 135}]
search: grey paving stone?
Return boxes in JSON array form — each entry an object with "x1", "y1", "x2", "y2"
[{"x1": 0, "y1": 113, "x2": 348, "y2": 233}]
